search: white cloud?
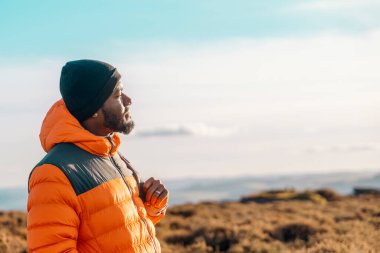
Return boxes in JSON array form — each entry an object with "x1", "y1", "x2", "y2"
[
  {"x1": 306, "y1": 144, "x2": 380, "y2": 154},
  {"x1": 118, "y1": 30, "x2": 380, "y2": 89},
  {"x1": 291, "y1": 0, "x2": 379, "y2": 11},
  {"x1": 136, "y1": 123, "x2": 237, "y2": 138},
  {"x1": 2, "y1": 30, "x2": 380, "y2": 129},
  {"x1": 0, "y1": 59, "x2": 62, "y2": 112},
  {"x1": 287, "y1": 0, "x2": 380, "y2": 27},
  {"x1": 113, "y1": 29, "x2": 380, "y2": 130}
]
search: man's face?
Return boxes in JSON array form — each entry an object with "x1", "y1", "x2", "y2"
[{"x1": 101, "y1": 82, "x2": 135, "y2": 134}]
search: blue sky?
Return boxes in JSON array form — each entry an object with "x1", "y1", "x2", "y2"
[
  {"x1": 1, "y1": 0, "x2": 379, "y2": 60},
  {"x1": 0, "y1": 0, "x2": 380, "y2": 186}
]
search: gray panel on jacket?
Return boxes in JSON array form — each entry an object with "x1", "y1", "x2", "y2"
[{"x1": 30, "y1": 143, "x2": 134, "y2": 195}]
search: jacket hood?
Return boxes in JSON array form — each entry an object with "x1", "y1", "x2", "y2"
[{"x1": 39, "y1": 99, "x2": 120, "y2": 156}]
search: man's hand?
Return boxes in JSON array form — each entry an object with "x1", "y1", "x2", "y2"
[{"x1": 143, "y1": 177, "x2": 169, "y2": 208}]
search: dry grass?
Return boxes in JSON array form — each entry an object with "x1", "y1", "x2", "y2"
[
  {"x1": 0, "y1": 211, "x2": 27, "y2": 253},
  {"x1": 156, "y1": 192, "x2": 380, "y2": 253},
  {"x1": 1, "y1": 190, "x2": 380, "y2": 253}
]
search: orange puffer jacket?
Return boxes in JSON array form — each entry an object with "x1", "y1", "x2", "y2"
[{"x1": 27, "y1": 100, "x2": 165, "y2": 253}]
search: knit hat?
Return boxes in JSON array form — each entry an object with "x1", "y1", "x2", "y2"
[{"x1": 59, "y1": 59, "x2": 121, "y2": 122}]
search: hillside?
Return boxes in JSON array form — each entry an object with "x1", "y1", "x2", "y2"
[
  {"x1": 1, "y1": 191, "x2": 380, "y2": 253},
  {"x1": 158, "y1": 192, "x2": 380, "y2": 253}
]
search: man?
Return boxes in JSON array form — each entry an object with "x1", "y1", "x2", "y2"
[{"x1": 27, "y1": 59, "x2": 169, "y2": 253}]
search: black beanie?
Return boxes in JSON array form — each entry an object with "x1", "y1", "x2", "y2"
[{"x1": 59, "y1": 59, "x2": 121, "y2": 122}]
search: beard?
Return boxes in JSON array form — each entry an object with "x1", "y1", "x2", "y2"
[{"x1": 101, "y1": 107, "x2": 135, "y2": 135}]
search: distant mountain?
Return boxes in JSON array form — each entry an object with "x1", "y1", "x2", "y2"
[
  {"x1": 354, "y1": 173, "x2": 380, "y2": 187},
  {"x1": 0, "y1": 188, "x2": 27, "y2": 210},
  {"x1": 166, "y1": 171, "x2": 380, "y2": 205}
]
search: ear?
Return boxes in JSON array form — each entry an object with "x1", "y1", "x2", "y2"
[{"x1": 93, "y1": 107, "x2": 104, "y2": 119}]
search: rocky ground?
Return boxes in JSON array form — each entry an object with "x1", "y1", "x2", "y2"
[{"x1": 1, "y1": 190, "x2": 380, "y2": 253}]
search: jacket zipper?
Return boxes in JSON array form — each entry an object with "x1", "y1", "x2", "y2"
[{"x1": 107, "y1": 137, "x2": 158, "y2": 253}]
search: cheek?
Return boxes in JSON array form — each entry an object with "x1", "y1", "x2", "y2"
[
  {"x1": 118, "y1": 101, "x2": 126, "y2": 114},
  {"x1": 103, "y1": 100, "x2": 124, "y2": 117},
  {"x1": 112, "y1": 99, "x2": 124, "y2": 111}
]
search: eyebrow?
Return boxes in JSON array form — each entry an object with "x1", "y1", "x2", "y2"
[{"x1": 113, "y1": 84, "x2": 124, "y2": 93}]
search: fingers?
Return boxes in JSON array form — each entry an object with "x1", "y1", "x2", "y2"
[
  {"x1": 151, "y1": 186, "x2": 166, "y2": 206},
  {"x1": 155, "y1": 189, "x2": 169, "y2": 207},
  {"x1": 146, "y1": 184, "x2": 163, "y2": 205},
  {"x1": 143, "y1": 177, "x2": 155, "y2": 193},
  {"x1": 143, "y1": 177, "x2": 169, "y2": 207}
]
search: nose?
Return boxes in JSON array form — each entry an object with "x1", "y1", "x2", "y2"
[{"x1": 122, "y1": 93, "x2": 132, "y2": 106}]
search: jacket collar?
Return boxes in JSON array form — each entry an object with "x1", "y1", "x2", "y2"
[{"x1": 39, "y1": 99, "x2": 120, "y2": 157}]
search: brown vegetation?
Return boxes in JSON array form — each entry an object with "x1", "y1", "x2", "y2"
[
  {"x1": 1, "y1": 190, "x2": 380, "y2": 253},
  {"x1": 240, "y1": 188, "x2": 339, "y2": 204},
  {"x1": 157, "y1": 190, "x2": 380, "y2": 253},
  {"x1": 0, "y1": 211, "x2": 27, "y2": 253}
]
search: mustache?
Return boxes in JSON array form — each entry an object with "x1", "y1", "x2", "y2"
[{"x1": 123, "y1": 107, "x2": 130, "y2": 114}]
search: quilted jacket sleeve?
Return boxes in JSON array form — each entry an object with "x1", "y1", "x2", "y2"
[{"x1": 27, "y1": 164, "x2": 81, "y2": 253}]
